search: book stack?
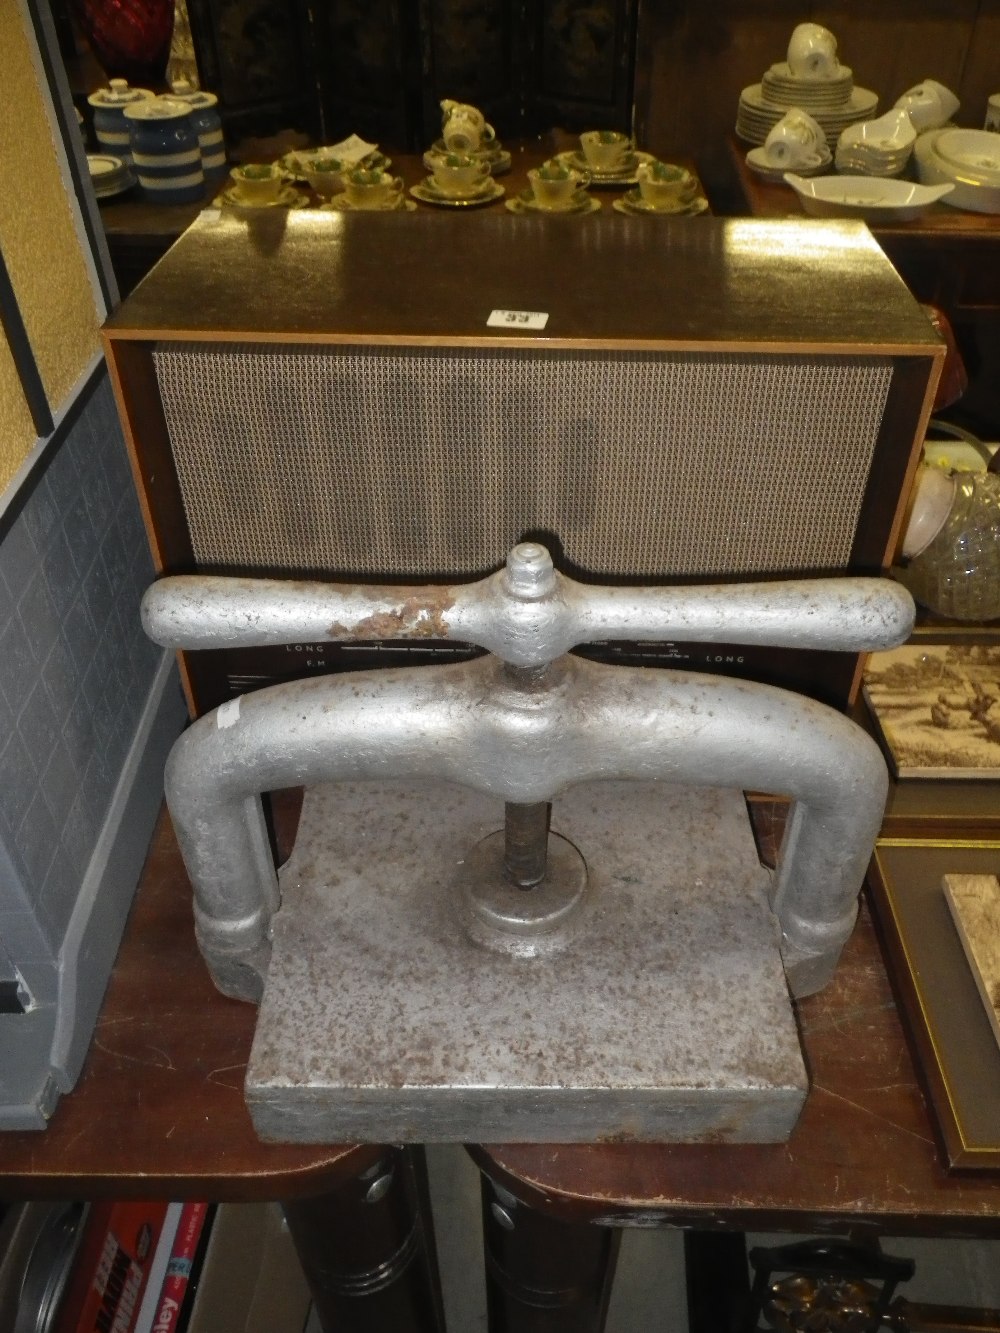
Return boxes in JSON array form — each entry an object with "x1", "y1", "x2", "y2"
[{"x1": 54, "y1": 1200, "x2": 211, "y2": 1333}]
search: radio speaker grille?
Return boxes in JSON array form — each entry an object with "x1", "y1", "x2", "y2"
[{"x1": 153, "y1": 342, "x2": 892, "y2": 579}]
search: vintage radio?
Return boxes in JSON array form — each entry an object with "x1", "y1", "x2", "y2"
[{"x1": 102, "y1": 210, "x2": 941, "y2": 716}]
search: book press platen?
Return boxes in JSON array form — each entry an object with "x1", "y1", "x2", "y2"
[{"x1": 143, "y1": 543, "x2": 913, "y2": 1144}]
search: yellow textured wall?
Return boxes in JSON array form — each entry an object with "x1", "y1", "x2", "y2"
[{"x1": 0, "y1": 6, "x2": 101, "y2": 490}]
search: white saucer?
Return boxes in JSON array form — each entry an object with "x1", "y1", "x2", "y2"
[
  {"x1": 552, "y1": 148, "x2": 656, "y2": 186},
  {"x1": 410, "y1": 177, "x2": 504, "y2": 208},
  {"x1": 612, "y1": 190, "x2": 708, "y2": 217},
  {"x1": 322, "y1": 194, "x2": 417, "y2": 212},
  {"x1": 88, "y1": 153, "x2": 137, "y2": 198},
  {"x1": 505, "y1": 189, "x2": 601, "y2": 216},
  {"x1": 214, "y1": 184, "x2": 309, "y2": 209},
  {"x1": 745, "y1": 146, "x2": 831, "y2": 181}
]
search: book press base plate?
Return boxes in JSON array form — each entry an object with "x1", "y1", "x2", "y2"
[{"x1": 246, "y1": 779, "x2": 807, "y2": 1144}]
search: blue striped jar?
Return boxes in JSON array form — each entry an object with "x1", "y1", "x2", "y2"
[
  {"x1": 171, "y1": 82, "x2": 227, "y2": 183},
  {"x1": 124, "y1": 96, "x2": 205, "y2": 203},
  {"x1": 87, "y1": 79, "x2": 153, "y2": 164}
]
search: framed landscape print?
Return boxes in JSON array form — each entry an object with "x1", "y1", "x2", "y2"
[{"x1": 863, "y1": 644, "x2": 1000, "y2": 779}]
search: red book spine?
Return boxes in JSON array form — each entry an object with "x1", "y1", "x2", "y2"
[
  {"x1": 55, "y1": 1201, "x2": 170, "y2": 1333},
  {"x1": 149, "y1": 1203, "x2": 210, "y2": 1333}
]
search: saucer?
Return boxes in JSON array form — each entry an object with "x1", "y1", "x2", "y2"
[
  {"x1": 214, "y1": 184, "x2": 309, "y2": 209},
  {"x1": 745, "y1": 145, "x2": 831, "y2": 181},
  {"x1": 612, "y1": 190, "x2": 708, "y2": 217},
  {"x1": 505, "y1": 189, "x2": 600, "y2": 216},
  {"x1": 424, "y1": 140, "x2": 512, "y2": 174},
  {"x1": 88, "y1": 153, "x2": 137, "y2": 199},
  {"x1": 322, "y1": 194, "x2": 417, "y2": 212},
  {"x1": 553, "y1": 148, "x2": 655, "y2": 185},
  {"x1": 410, "y1": 177, "x2": 505, "y2": 208}
]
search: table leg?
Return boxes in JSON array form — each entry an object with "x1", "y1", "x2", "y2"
[
  {"x1": 282, "y1": 1146, "x2": 446, "y2": 1333},
  {"x1": 684, "y1": 1231, "x2": 751, "y2": 1333},
  {"x1": 480, "y1": 1172, "x2": 620, "y2": 1333}
]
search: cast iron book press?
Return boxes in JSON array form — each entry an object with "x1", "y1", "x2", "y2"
[{"x1": 142, "y1": 544, "x2": 913, "y2": 1144}]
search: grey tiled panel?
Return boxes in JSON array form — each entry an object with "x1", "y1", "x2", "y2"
[{"x1": 0, "y1": 373, "x2": 158, "y2": 964}]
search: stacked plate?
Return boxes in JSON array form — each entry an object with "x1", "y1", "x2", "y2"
[
  {"x1": 551, "y1": 148, "x2": 655, "y2": 186},
  {"x1": 761, "y1": 62, "x2": 855, "y2": 109},
  {"x1": 737, "y1": 69, "x2": 878, "y2": 149},
  {"x1": 87, "y1": 153, "x2": 135, "y2": 199},
  {"x1": 834, "y1": 108, "x2": 915, "y2": 176}
]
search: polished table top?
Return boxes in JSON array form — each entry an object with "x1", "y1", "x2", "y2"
[
  {"x1": 98, "y1": 136, "x2": 708, "y2": 245},
  {"x1": 726, "y1": 134, "x2": 1000, "y2": 244},
  {"x1": 0, "y1": 792, "x2": 379, "y2": 1201}
]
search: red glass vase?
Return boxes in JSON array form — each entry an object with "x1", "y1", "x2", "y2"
[{"x1": 73, "y1": 0, "x2": 175, "y2": 86}]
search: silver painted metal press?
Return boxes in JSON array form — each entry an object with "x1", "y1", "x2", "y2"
[{"x1": 143, "y1": 544, "x2": 914, "y2": 1144}]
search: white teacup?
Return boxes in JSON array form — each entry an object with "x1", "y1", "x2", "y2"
[
  {"x1": 985, "y1": 93, "x2": 1000, "y2": 133},
  {"x1": 301, "y1": 156, "x2": 345, "y2": 199},
  {"x1": 635, "y1": 160, "x2": 695, "y2": 209},
  {"x1": 229, "y1": 162, "x2": 282, "y2": 203},
  {"x1": 786, "y1": 22, "x2": 838, "y2": 79},
  {"x1": 344, "y1": 168, "x2": 403, "y2": 210},
  {"x1": 527, "y1": 161, "x2": 590, "y2": 209},
  {"x1": 579, "y1": 129, "x2": 632, "y2": 171},
  {"x1": 431, "y1": 152, "x2": 491, "y2": 197},
  {"x1": 895, "y1": 80, "x2": 960, "y2": 132},
  {"x1": 440, "y1": 99, "x2": 496, "y2": 154},
  {"x1": 764, "y1": 109, "x2": 825, "y2": 166}
]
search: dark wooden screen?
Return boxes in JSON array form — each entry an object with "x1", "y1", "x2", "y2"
[{"x1": 185, "y1": 0, "x2": 639, "y2": 148}]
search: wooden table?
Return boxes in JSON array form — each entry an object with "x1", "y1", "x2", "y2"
[
  {"x1": 468, "y1": 799, "x2": 1000, "y2": 1331},
  {"x1": 4, "y1": 781, "x2": 997, "y2": 1329},
  {"x1": 726, "y1": 135, "x2": 1000, "y2": 436},
  {"x1": 98, "y1": 137, "x2": 709, "y2": 298},
  {"x1": 0, "y1": 792, "x2": 445, "y2": 1333}
]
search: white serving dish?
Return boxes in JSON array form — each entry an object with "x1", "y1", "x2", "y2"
[
  {"x1": 934, "y1": 128, "x2": 1000, "y2": 183},
  {"x1": 837, "y1": 108, "x2": 915, "y2": 153},
  {"x1": 913, "y1": 130, "x2": 1000, "y2": 213},
  {"x1": 784, "y1": 172, "x2": 953, "y2": 221}
]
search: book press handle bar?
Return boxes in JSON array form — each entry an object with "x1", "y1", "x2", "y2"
[{"x1": 144, "y1": 544, "x2": 914, "y2": 1005}]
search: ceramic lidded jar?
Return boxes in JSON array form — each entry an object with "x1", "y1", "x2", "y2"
[
  {"x1": 87, "y1": 78, "x2": 154, "y2": 163},
  {"x1": 170, "y1": 81, "x2": 227, "y2": 182},
  {"x1": 123, "y1": 95, "x2": 205, "y2": 203}
]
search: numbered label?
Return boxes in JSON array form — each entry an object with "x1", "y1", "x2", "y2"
[{"x1": 487, "y1": 309, "x2": 549, "y2": 330}]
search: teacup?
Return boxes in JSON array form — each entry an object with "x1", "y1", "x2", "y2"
[
  {"x1": 764, "y1": 109, "x2": 826, "y2": 167},
  {"x1": 894, "y1": 80, "x2": 960, "y2": 133},
  {"x1": 301, "y1": 156, "x2": 345, "y2": 199},
  {"x1": 431, "y1": 152, "x2": 491, "y2": 197},
  {"x1": 985, "y1": 93, "x2": 1000, "y2": 133},
  {"x1": 635, "y1": 160, "x2": 695, "y2": 210},
  {"x1": 786, "y1": 22, "x2": 838, "y2": 79},
  {"x1": 344, "y1": 167, "x2": 403, "y2": 210},
  {"x1": 230, "y1": 162, "x2": 282, "y2": 204},
  {"x1": 527, "y1": 160, "x2": 590, "y2": 209},
  {"x1": 579, "y1": 129, "x2": 632, "y2": 171},
  {"x1": 440, "y1": 99, "x2": 496, "y2": 154}
]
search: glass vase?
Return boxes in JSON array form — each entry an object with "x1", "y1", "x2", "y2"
[{"x1": 73, "y1": 0, "x2": 175, "y2": 86}]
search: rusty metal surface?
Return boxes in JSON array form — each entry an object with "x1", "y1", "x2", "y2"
[
  {"x1": 245, "y1": 779, "x2": 807, "y2": 1144},
  {"x1": 155, "y1": 543, "x2": 909, "y2": 1003},
  {"x1": 143, "y1": 553, "x2": 916, "y2": 669},
  {"x1": 163, "y1": 645, "x2": 889, "y2": 1004}
]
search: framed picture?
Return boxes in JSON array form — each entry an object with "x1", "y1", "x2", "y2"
[
  {"x1": 863, "y1": 643, "x2": 1000, "y2": 779},
  {"x1": 869, "y1": 840, "x2": 1000, "y2": 1170}
]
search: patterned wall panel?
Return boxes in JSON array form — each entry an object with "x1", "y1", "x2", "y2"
[{"x1": 0, "y1": 375, "x2": 159, "y2": 1006}]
